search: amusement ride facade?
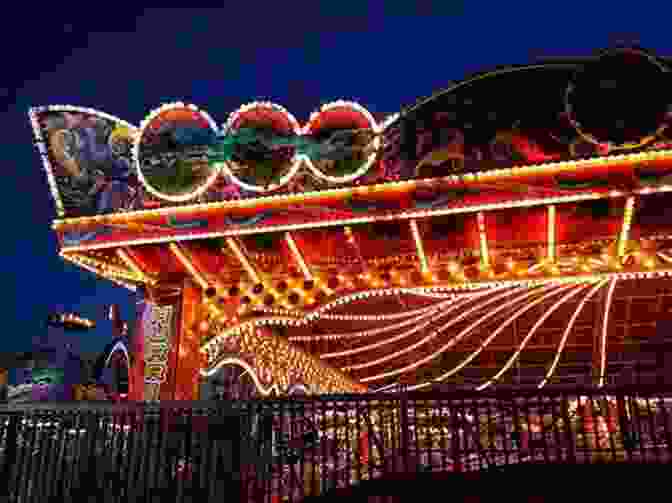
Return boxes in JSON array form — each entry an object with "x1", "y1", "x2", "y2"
[{"x1": 30, "y1": 47, "x2": 672, "y2": 403}]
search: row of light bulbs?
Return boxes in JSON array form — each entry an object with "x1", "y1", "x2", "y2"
[
  {"x1": 56, "y1": 181, "x2": 672, "y2": 260},
  {"x1": 60, "y1": 252, "x2": 137, "y2": 292},
  {"x1": 47, "y1": 98, "x2": 672, "y2": 231},
  {"x1": 209, "y1": 246, "x2": 663, "y2": 328}
]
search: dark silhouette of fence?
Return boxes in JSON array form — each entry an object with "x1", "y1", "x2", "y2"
[{"x1": 0, "y1": 385, "x2": 671, "y2": 502}]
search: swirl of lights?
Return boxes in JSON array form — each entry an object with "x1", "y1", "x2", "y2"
[
  {"x1": 301, "y1": 100, "x2": 382, "y2": 184},
  {"x1": 405, "y1": 282, "x2": 587, "y2": 391},
  {"x1": 356, "y1": 285, "x2": 548, "y2": 379},
  {"x1": 289, "y1": 295, "x2": 469, "y2": 343},
  {"x1": 319, "y1": 286, "x2": 516, "y2": 358},
  {"x1": 200, "y1": 357, "x2": 280, "y2": 397},
  {"x1": 362, "y1": 282, "x2": 590, "y2": 383},
  {"x1": 133, "y1": 102, "x2": 221, "y2": 202},
  {"x1": 538, "y1": 279, "x2": 608, "y2": 388},
  {"x1": 475, "y1": 283, "x2": 589, "y2": 391},
  {"x1": 321, "y1": 295, "x2": 470, "y2": 359},
  {"x1": 217, "y1": 102, "x2": 303, "y2": 193},
  {"x1": 201, "y1": 273, "x2": 658, "y2": 386}
]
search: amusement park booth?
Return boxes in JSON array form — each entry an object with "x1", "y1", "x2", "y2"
[{"x1": 29, "y1": 47, "x2": 672, "y2": 402}]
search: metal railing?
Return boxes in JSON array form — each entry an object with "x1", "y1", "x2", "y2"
[{"x1": 0, "y1": 385, "x2": 671, "y2": 502}]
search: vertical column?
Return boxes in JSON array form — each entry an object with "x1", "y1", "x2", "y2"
[
  {"x1": 128, "y1": 287, "x2": 147, "y2": 402},
  {"x1": 547, "y1": 205, "x2": 556, "y2": 264},
  {"x1": 477, "y1": 212, "x2": 490, "y2": 272},
  {"x1": 170, "y1": 280, "x2": 203, "y2": 401}
]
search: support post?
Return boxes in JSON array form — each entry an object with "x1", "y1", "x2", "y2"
[{"x1": 171, "y1": 279, "x2": 203, "y2": 401}]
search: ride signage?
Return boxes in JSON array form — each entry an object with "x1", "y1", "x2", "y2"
[{"x1": 143, "y1": 303, "x2": 175, "y2": 385}]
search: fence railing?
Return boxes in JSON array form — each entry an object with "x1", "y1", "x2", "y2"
[{"x1": 1, "y1": 386, "x2": 671, "y2": 502}]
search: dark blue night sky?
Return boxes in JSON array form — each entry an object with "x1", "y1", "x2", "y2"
[{"x1": 2, "y1": 4, "x2": 670, "y2": 355}]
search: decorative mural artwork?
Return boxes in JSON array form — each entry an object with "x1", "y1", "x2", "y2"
[
  {"x1": 30, "y1": 107, "x2": 140, "y2": 217},
  {"x1": 382, "y1": 49, "x2": 672, "y2": 181},
  {"x1": 135, "y1": 104, "x2": 220, "y2": 201},
  {"x1": 300, "y1": 101, "x2": 382, "y2": 183},
  {"x1": 31, "y1": 49, "x2": 672, "y2": 222},
  {"x1": 214, "y1": 102, "x2": 302, "y2": 193}
]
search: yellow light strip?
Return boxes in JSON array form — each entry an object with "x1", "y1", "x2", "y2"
[
  {"x1": 476, "y1": 283, "x2": 587, "y2": 390},
  {"x1": 58, "y1": 313, "x2": 96, "y2": 329},
  {"x1": 617, "y1": 197, "x2": 636, "y2": 259},
  {"x1": 59, "y1": 252, "x2": 137, "y2": 291},
  {"x1": 116, "y1": 248, "x2": 155, "y2": 285},
  {"x1": 58, "y1": 187, "x2": 672, "y2": 253},
  {"x1": 284, "y1": 232, "x2": 313, "y2": 281},
  {"x1": 538, "y1": 279, "x2": 608, "y2": 388},
  {"x1": 168, "y1": 243, "x2": 210, "y2": 290},
  {"x1": 598, "y1": 277, "x2": 618, "y2": 388},
  {"x1": 61, "y1": 252, "x2": 141, "y2": 283},
  {"x1": 477, "y1": 212, "x2": 490, "y2": 270},
  {"x1": 409, "y1": 219, "x2": 429, "y2": 274},
  {"x1": 225, "y1": 237, "x2": 261, "y2": 284},
  {"x1": 547, "y1": 205, "x2": 556, "y2": 263},
  {"x1": 53, "y1": 148, "x2": 672, "y2": 229}
]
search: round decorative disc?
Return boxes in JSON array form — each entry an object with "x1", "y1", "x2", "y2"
[
  {"x1": 135, "y1": 104, "x2": 219, "y2": 201},
  {"x1": 565, "y1": 48, "x2": 671, "y2": 148}
]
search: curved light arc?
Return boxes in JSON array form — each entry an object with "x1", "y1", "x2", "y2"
[
  {"x1": 200, "y1": 357, "x2": 280, "y2": 397},
  {"x1": 407, "y1": 283, "x2": 583, "y2": 391},
  {"x1": 322, "y1": 289, "x2": 500, "y2": 358},
  {"x1": 538, "y1": 279, "x2": 608, "y2": 388},
  {"x1": 476, "y1": 283, "x2": 588, "y2": 391},
  {"x1": 359, "y1": 284, "x2": 556, "y2": 382}
]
